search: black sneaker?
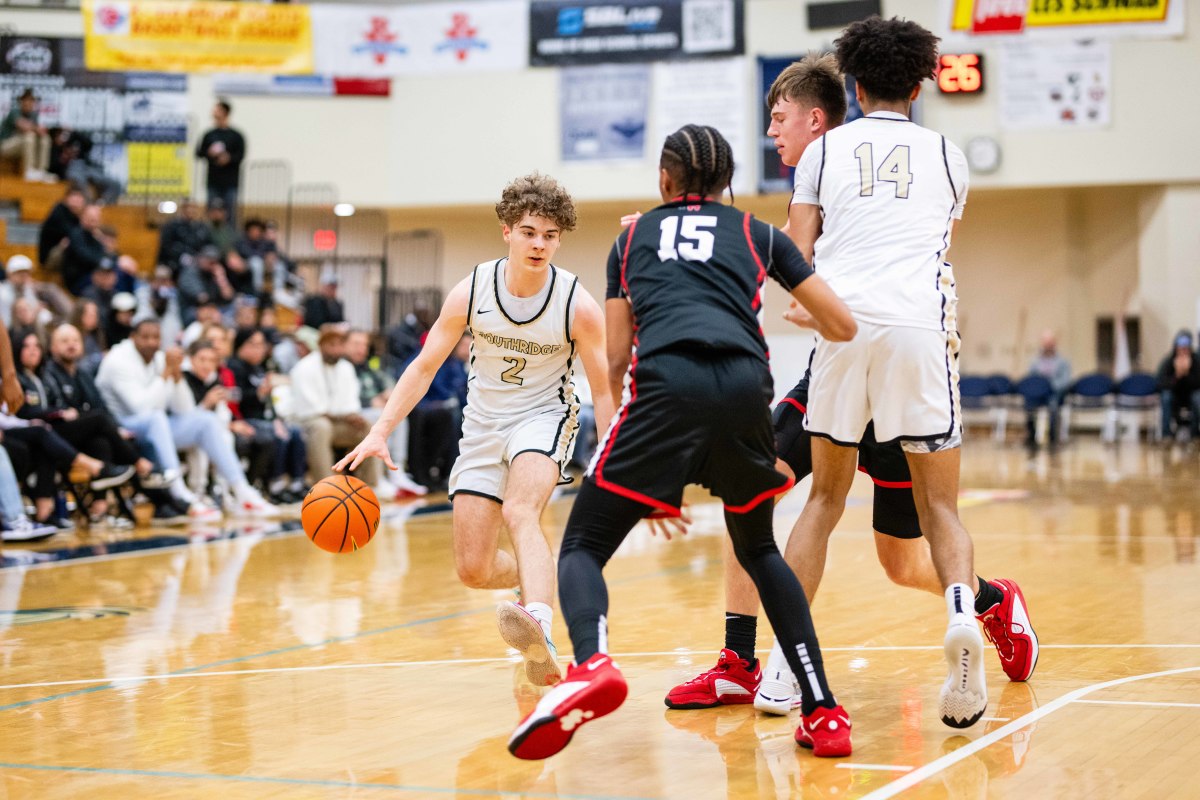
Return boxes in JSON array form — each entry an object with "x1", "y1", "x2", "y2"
[
  {"x1": 91, "y1": 465, "x2": 137, "y2": 491},
  {"x1": 37, "y1": 515, "x2": 76, "y2": 531},
  {"x1": 152, "y1": 499, "x2": 190, "y2": 525}
]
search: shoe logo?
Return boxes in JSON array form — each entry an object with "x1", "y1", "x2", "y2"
[
  {"x1": 586, "y1": 657, "x2": 609, "y2": 672},
  {"x1": 560, "y1": 708, "x2": 594, "y2": 731},
  {"x1": 960, "y1": 648, "x2": 970, "y2": 690}
]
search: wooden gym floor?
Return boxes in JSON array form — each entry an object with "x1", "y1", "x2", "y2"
[{"x1": 0, "y1": 439, "x2": 1197, "y2": 799}]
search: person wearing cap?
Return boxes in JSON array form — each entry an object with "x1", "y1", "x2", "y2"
[
  {"x1": 107, "y1": 292, "x2": 138, "y2": 347},
  {"x1": 62, "y1": 205, "x2": 115, "y2": 296},
  {"x1": 290, "y1": 323, "x2": 381, "y2": 489},
  {"x1": 1, "y1": 255, "x2": 38, "y2": 329},
  {"x1": 0, "y1": 88, "x2": 52, "y2": 182},
  {"x1": 176, "y1": 245, "x2": 234, "y2": 325},
  {"x1": 302, "y1": 269, "x2": 345, "y2": 330},
  {"x1": 1156, "y1": 330, "x2": 1200, "y2": 442},
  {"x1": 135, "y1": 266, "x2": 183, "y2": 348},
  {"x1": 38, "y1": 186, "x2": 86, "y2": 269},
  {"x1": 80, "y1": 260, "x2": 120, "y2": 333},
  {"x1": 271, "y1": 325, "x2": 317, "y2": 374}
]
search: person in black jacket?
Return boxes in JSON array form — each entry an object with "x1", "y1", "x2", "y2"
[
  {"x1": 301, "y1": 271, "x2": 345, "y2": 330},
  {"x1": 62, "y1": 205, "x2": 115, "y2": 296},
  {"x1": 37, "y1": 186, "x2": 86, "y2": 269},
  {"x1": 1156, "y1": 330, "x2": 1200, "y2": 441},
  {"x1": 157, "y1": 199, "x2": 215, "y2": 271},
  {"x1": 195, "y1": 100, "x2": 245, "y2": 224},
  {"x1": 226, "y1": 327, "x2": 307, "y2": 503}
]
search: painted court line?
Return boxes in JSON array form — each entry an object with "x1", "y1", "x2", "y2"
[
  {"x1": 1074, "y1": 699, "x2": 1200, "y2": 709},
  {"x1": 2, "y1": 643, "x2": 1196, "y2": 694},
  {"x1": 0, "y1": 762, "x2": 654, "y2": 800},
  {"x1": 859, "y1": 666, "x2": 1200, "y2": 800},
  {"x1": 836, "y1": 764, "x2": 913, "y2": 772}
]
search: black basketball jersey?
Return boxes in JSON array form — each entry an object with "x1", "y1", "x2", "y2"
[{"x1": 605, "y1": 196, "x2": 813, "y2": 363}]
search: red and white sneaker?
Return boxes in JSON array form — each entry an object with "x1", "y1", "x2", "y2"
[
  {"x1": 794, "y1": 704, "x2": 853, "y2": 757},
  {"x1": 976, "y1": 578, "x2": 1039, "y2": 682},
  {"x1": 497, "y1": 602, "x2": 561, "y2": 687},
  {"x1": 508, "y1": 654, "x2": 628, "y2": 760},
  {"x1": 665, "y1": 649, "x2": 761, "y2": 709}
]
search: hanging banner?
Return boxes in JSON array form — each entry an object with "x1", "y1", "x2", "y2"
[
  {"x1": 82, "y1": 0, "x2": 313, "y2": 74},
  {"x1": 560, "y1": 64, "x2": 650, "y2": 161},
  {"x1": 652, "y1": 57, "x2": 749, "y2": 194},
  {"x1": 943, "y1": 0, "x2": 1183, "y2": 40},
  {"x1": 999, "y1": 39, "x2": 1111, "y2": 130},
  {"x1": 311, "y1": 1, "x2": 529, "y2": 77},
  {"x1": 530, "y1": 0, "x2": 744, "y2": 66}
]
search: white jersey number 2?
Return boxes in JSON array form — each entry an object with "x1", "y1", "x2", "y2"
[
  {"x1": 854, "y1": 143, "x2": 913, "y2": 199},
  {"x1": 658, "y1": 216, "x2": 717, "y2": 262}
]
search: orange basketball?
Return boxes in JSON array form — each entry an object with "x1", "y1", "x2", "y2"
[{"x1": 302, "y1": 475, "x2": 380, "y2": 553}]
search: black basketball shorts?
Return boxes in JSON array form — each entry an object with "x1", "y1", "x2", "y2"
[
  {"x1": 589, "y1": 350, "x2": 792, "y2": 516},
  {"x1": 772, "y1": 380, "x2": 921, "y2": 539}
]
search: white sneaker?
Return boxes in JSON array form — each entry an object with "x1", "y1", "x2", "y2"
[
  {"x1": 497, "y1": 601, "x2": 562, "y2": 687},
  {"x1": 23, "y1": 169, "x2": 44, "y2": 182},
  {"x1": 940, "y1": 617, "x2": 988, "y2": 728},
  {"x1": 389, "y1": 471, "x2": 428, "y2": 498},
  {"x1": 1, "y1": 517, "x2": 58, "y2": 542},
  {"x1": 187, "y1": 502, "x2": 223, "y2": 522},
  {"x1": 754, "y1": 640, "x2": 802, "y2": 715},
  {"x1": 232, "y1": 488, "x2": 281, "y2": 517}
]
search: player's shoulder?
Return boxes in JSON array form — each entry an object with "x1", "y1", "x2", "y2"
[{"x1": 550, "y1": 264, "x2": 579, "y2": 285}]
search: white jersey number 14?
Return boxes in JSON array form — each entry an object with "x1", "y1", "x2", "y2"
[{"x1": 854, "y1": 143, "x2": 913, "y2": 199}]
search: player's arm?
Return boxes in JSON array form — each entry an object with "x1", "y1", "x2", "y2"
[
  {"x1": 571, "y1": 288, "x2": 616, "y2": 441},
  {"x1": 603, "y1": 231, "x2": 634, "y2": 407},
  {"x1": 334, "y1": 278, "x2": 470, "y2": 472},
  {"x1": 762, "y1": 221, "x2": 855, "y2": 342},
  {"x1": 786, "y1": 203, "x2": 822, "y2": 265}
]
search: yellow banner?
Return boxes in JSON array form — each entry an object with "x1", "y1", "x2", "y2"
[
  {"x1": 83, "y1": 0, "x2": 312, "y2": 74},
  {"x1": 126, "y1": 143, "x2": 190, "y2": 197},
  {"x1": 951, "y1": 0, "x2": 1172, "y2": 32}
]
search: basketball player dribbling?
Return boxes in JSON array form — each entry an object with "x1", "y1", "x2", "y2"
[
  {"x1": 663, "y1": 54, "x2": 1037, "y2": 719},
  {"x1": 336, "y1": 173, "x2": 614, "y2": 687},
  {"x1": 508, "y1": 125, "x2": 860, "y2": 761}
]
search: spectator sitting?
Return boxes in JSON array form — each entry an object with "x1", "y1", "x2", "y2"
[
  {"x1": 1025, "y1": 329, "x2": 1072, "y2": 451},
  {"x1": 180, "y1": 300, "x2": 223, "y2": 349},
  {"x1": 406, "y1": 333, "x2": 469, "y2": 491},
  {"x1": 157, "y1": 199, "x2": 214, "y2": 271},
  {"x1": 47, "y1": 127, "x2": 120, "y2": 205},
  {"x1": 95, "y1": 319, "x2": 278, "y2": 519},
  {"x1": 385, "y1": 308, "x2": 432, "y2": 376},
  {"x1": 1, "y1": 255, "x2": 73, "y2": 327},
  {"x1": 290, "y1": 324, "x2": 381, "y2": 490},
  {"x1": 135, "y1": 266, "x2": 183, "y2": 348},
  {"x1": 80, "y1": 262, "x2": 119, "y2": 332},
  {"x1": 9, "y1": 297, "x2": 46, "y2": 346},
  {"x1": 95, "y1": 225, "x2": 139, "y2": 295},
  {"x1": 263, "y1": 221, "x2": 297, "y2": 295},
  {"x1": 234, "y1": 218, "x2": 279, "y2": 297},
  {"x1": 38, "y1": 186, "x2": 85, "y2": 270},
  {"x1": 271, "y1": 325, "x2": 317, "y2": 374},
  {"x1": 62, "y1": 205, "x2": 114, "y2": 295},
  {"x1": 0, "y1": 88, "x2": 52, "y2": 181},
  {"x1": 177, "y1": 246, "x2": 234, "y2": 325},
  {"x1": 15, "y1": 330, "x2": 144, "y2": 526},
  {"x1": 258, "y1": 304, "x2": 282, "y2": 346},
  {"x1": 206, "y1": 198, "x2": 237, "y2": 255},
  {"x1": 302, "y1": 269, "x2": 345, "y2": 330},
  {"x1": 0, "y1": 445, "x2": 57, "y2": 542},
  {"x1": 227, "y1": 327, "x2": 307, "y2": 503},
  {"x1": 107, "y1": 292, "x2": 138, "y2": 348},
  {"x1": 233, "y1": 296, "x2": 259, "y2": 330},
  {"x1": 1156, "y1": 330, "x2": 1200, "y2": 443},
  {"x1": 70, "y1": 299, "x2": 107, "y2": 377},
  {"x1": 345, "y1": 329, "x2": 426, "y2": 498}
]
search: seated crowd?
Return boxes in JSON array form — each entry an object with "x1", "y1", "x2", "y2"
[{"x1": 0, "y1": 186, "x2": 471, "y2": 544}]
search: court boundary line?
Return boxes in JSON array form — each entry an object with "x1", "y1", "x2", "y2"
[
  {"x1": 0, "y1": 762, "x2": 656, "y2": 800},
  {"x1": 2, "y1": 643, "x2": 1197, "y2": 694},
  {"x1": 858, "y1": 665, "x2": 1200, "y2": 800},
  {"x1": 1074, "y1": 699, "x2": 1200, "y2": 709}
]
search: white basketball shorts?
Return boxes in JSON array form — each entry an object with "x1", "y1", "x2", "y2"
[
  {"x1": 804, "y1": 320, "x2": 962, "y2": 449},
  {"x1": 448, "y1": 406, "x2": 579, "y2": 504}
]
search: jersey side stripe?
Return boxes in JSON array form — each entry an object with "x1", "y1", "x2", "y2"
[
  {"x1": 564, "y1": 276, "x2": 579, "y2": 341},
  {"x1": 940, "y1": 136, "x2": 960, "y2": 203},
  {"x1": 466, "y1": 264, "x2": 479, "y2": 328},
  {"x1": 619, "y1": 221, "x2": 637, "y2": 297}
]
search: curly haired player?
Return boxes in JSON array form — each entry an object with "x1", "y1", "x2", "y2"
[{"x1": 337, "y1": 173, "x2": 614, "y2": 688}]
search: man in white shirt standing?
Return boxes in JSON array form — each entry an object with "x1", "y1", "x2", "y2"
[
  {"x1": 787, "y1": 17, "x2": 1035, "y2": 730},
  {"x1": 290, "y1": 324, "x2": 381, "y2": 490},
  {"x1": 96, "y1": 319, "x2": 278, "y2": 519}
]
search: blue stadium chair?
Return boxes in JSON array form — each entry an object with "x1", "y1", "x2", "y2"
[
  {"x1": 1016, "y1": 375, "x2": 1054, "y2": 445},
  {"x1": 959, "y1": 375, "x2": 993, "y2": 437},
  {"x1": 1061, "y1": 373, "x2": 1115, "y2": 442},
  {"x1": 1111, "y1": 373, "x2": 1162, "y2": 442}
]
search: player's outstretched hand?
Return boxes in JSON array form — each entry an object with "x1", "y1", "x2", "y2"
[
  {"x1": 782, "y1": 299, "x2": 816, "y2": 330},
  {"x1": 645, "y1": 505, "x2": 693, "y2": 540},
  {"x1": 619, "y1": 212, "x2": 642, "y2": 229},
  {"x1": 333, "y1": 431, "x2": 396, "y2": 474}
]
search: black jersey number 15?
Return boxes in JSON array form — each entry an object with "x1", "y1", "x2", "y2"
[{"x1": 657, "y1": 215, "x2": 717, "y2": 262}]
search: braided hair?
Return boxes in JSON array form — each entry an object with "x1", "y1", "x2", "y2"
[{"x1": 660, "y1": 124, "x2": 736, "y2": 201}]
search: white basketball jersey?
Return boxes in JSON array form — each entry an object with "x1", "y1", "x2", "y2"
[
  {"x1": 465, "y1": 259, "x2": 580, "y2": 420},
  {"x1": 792, "y1": 111, "x2": 968, "y2": 332}
]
